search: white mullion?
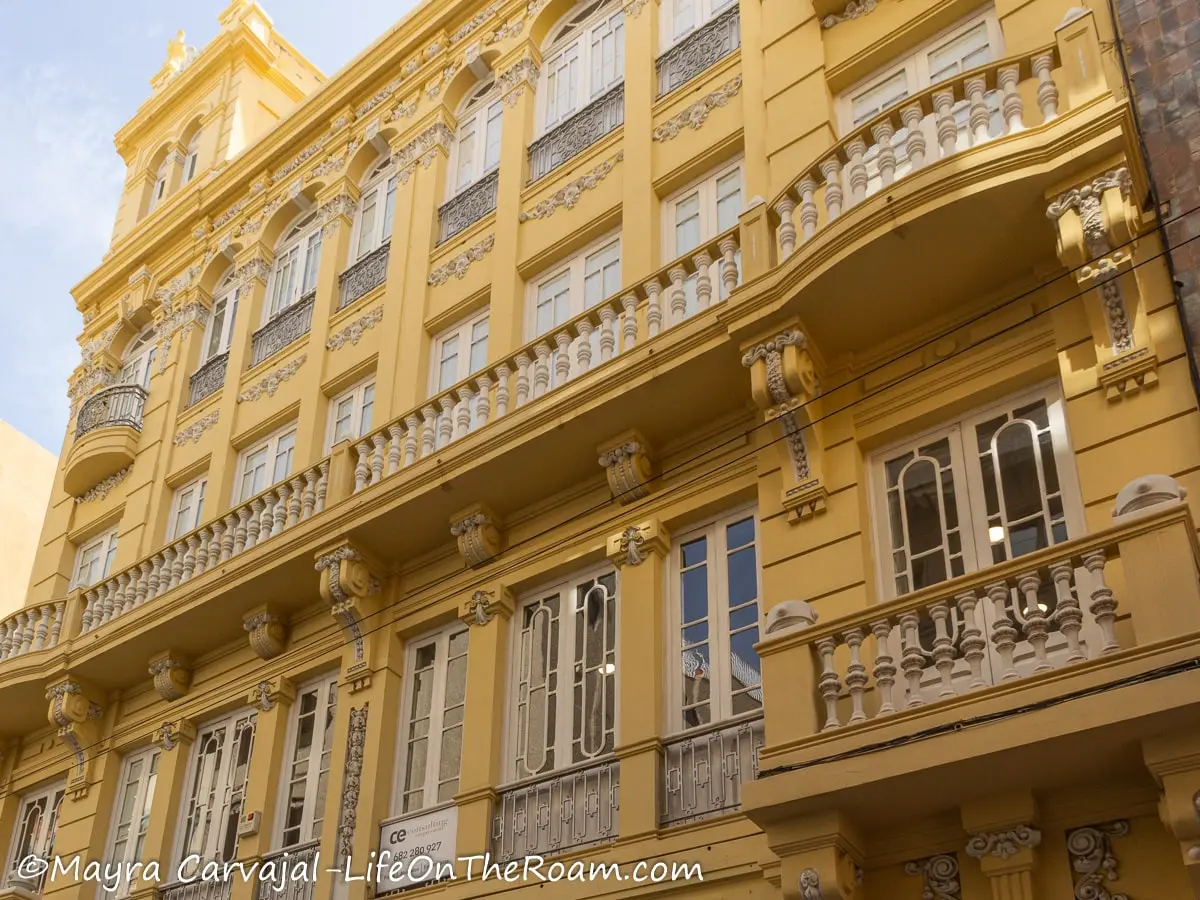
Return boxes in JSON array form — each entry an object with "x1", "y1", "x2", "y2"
[
  {"x1": 425, "y1": 631, "x2": 450, "y2": 805},
  {"x1": 709, "y1": 520, "x2": 730, "y2": 723}
]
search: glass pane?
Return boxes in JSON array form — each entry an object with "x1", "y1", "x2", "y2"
[
  {"x1": 358, "y1": 194, "x2": 377, "y2": 257},
  {"x1": 439, "y1": 335, "x2": 460, "y2": 390}
]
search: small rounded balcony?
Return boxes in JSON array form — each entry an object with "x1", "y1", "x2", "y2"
[{"x1": 63, "y1": 384, "x2": 147, "y2": 496}]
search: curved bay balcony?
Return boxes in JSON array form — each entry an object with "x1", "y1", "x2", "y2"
[{"x1": 64, "y1": 384, "x2": 146, "y2": 495}]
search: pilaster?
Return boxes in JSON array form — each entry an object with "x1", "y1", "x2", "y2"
[
  {"x1": 1144, "y1": 727, "x2": 1200, "y2": 896},
  {"x1": 737, "y1": 0, "x2": 770, "y2": 198},
  {"x1": 962, "y1": 794, "x2": 1042, "y2": 900},
  {"x1": 621, "y1": 0, "x2": 660, "y2": 279}
]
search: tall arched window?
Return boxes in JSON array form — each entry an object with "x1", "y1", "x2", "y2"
[
  {"x1": 147, "y1": 157, "x2": 170, "y2": 214},
  {"x1": 200, "y1": 267, "x2": 239, "y2": 363},
  {"x1": 352, "y1": 155, "x2": 397, "y2": 262},
  {"x1": 266, "y1": 210, "x2": 323, "y2": 320},
  {"x1": 182, "y1": 131, "x2": 201, "y2": 186},
  {"x1": 120, "y1": 326, "x2": 158, "y2": 390},
  {"x1": 450, "y1": 79, "x2": 503, "y2": 196},
  {"x1": 539, "y1": 0, "x2": 625, "y2": 132}
]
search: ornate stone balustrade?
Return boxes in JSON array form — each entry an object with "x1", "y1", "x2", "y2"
[
  {"x1": 656, "y1": 5, "x2": 741, "y2": 97},
  {"x1": 0, "y1": 602, "x2": 65, "y2": 662},
  {"x1": 528, "y1": 83, "x2": 625, "y2": 183},
  {"x1": 493, "y1": 758, "x2": 620, "y2": 862},
  {"x1": 438, "y1": 170, "x2": 499, "y2": 243},
  {"x1": 188, "y1": 351, "x2": 229, "y2": 406},
  {"x1": 661, "y1": 714, "x2": 763, "y2": 827},
  {"x1": 250, "y1": 292, "x2": 315, "y2": 367},
  {"x1": 344, "y1": 226, "x2": 742, "y2": 497},
  {"x1": 771, "y1": 45, "x2": 1063, "y2": 261},
  {"x1": 75, "y1": 384, "x2": 147, "y2": 439},
  {"x1": 338, "y1": 243, "x2": 390, "y2": 310},
  {"x1": 80, "y1": 459, "x2": 330, "y2": 636},
  {"x1": 255, "y1": 842, "x2": 320, "y2": 900}
]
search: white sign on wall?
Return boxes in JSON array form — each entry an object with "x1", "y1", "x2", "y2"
[{"x1": 375, "y1": 805, "x2": 458, "y2": 893}]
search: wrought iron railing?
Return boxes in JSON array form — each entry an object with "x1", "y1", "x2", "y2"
[
  {"x1": 656, "y1": 5, "x2": 741, "y2": 97},
  {"x1": 528, "y1": 84, "x2": 625, "y2": 183},
  {"x1": 255, "y1": 842, "x2": 320, "y2": 900},
  {"x1": 75, "y1": 384, "x2": 147, "y2": 439},
  {"x1": 189, "y1": 352, "x2": 229, "y2": 406},
  {"x1": 438, "y1": 170, "x2": 500, "y2": 243},
  {"x1": 492, "y1": 758, "x2": 620, "y2": 862},
  {"x1": 157, "y1": 879, "x2": 232, "y2": 900},
  {"x1": 661, "y1": 714, "x2": 763, "y2": 827},
  {"x1": 338, "y1": 243, "x2": 390, "y2": 310},
  {"x1": 250, "y1": 292, "x2": 315, "y2": 366}
]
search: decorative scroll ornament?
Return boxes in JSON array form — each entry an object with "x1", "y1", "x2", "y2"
[
  {"x1": 152, "y1": 265, "x2": 201, "y2": 314},
  {"x1": 316, "y1": 545, "x2": 381, "y2": 674},
  {"x1": 452, "y1": 1, "x2": 502, "y2": 42},
  {"x1": 618, "y1": 525, "x2": 647, "y2": 566},
  {"x1": 429, "y1": 234, "x2": 495, "y2": 285},
  {"x1": 336, "y1": 704, "x2": 369, "y2": 865},
  {"x1": 148, "y1": 652, "x2": 192, "y2": 702},
  {"x1": 154, "y1": 300, "x2": 209, "y2": 373},
  {"x1": 821, "y1": 0, "x2": 877, "y2": 28},
  {"x1": 243, "y1": 606, "x2": 287, "y2": 660},
  {"x1": 597, "y1": 431, "x2": 653, "y2": 504},
  {"x1": 388, "y1": 96, "x2": 419, "y2": 122},
  {"x1": 520, "y1": 153, "x2": 623, "y2": 222},
  {"x1": 799, "y1": 868, "x2": 821, "y2": 900},
  {"x1": 75, "y1": 466, "x2": 131, "y2": 503},
  {"x1": 46, "y1": 678, "x2": 103, "y2": 797},
  {"x1": 153, "y1": 719, "x2": 196, "y2": 752},
  {"x1": 173, "y1": 409, "x2": 220, "y2": 446},
  {"x1": 498, "y1": 56, "x2": 539, "y2": 105},
  {"x1": 238, "y1": 355, "x2": 307, "y2": 403},
  {"x1": 624, "y1": 0, "x2": 650, "y2": 16},
  {"x1": 904, "y1": 854, "x2": 961, "y2": 900},
  {"x1": 308, "y1": 138, "x2": 362, "y2": 183},
  {"x1": 317, "y1": 193, "x2": 358, "y2": 236},
  {"x1": 653, "y1": 76, "x2": 742, "y2": 141},
  {"x1": 450, "y1": 505, "x2": 502, "y2": 567},
  {"x1": 487, "y1": 17, "x2": 525, "y2": 43},
  {"x1": 327, "y1": 306, "x2": 384, "y2": 350},
  {"x1": 469, "y1": 589, "x2": 494, "y2": 626},
  {"x1": 1066, "y1": 821, "x2": 1130, "y2": 900},
  {"x1": 272, "y1": 134, "x2": 330, "y2": 183},
  {"x1": 247, "y1": 676, "x2": 295, "y2": 713},
  {"x1": 966, "y1": 826, "x2": 1042, "y2": 860},
  {"x1": 395, "y1": 121, "x2": 455, "y2": 169},
  {"x1": 232, "y1": 257, "x2": 271, "y2": 290}
]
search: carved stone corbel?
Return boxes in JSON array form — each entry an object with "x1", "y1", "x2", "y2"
[
  {"x1": 459, "y1": 583, "x2": 515, "y2": 627},
  {"x1": 450, "y1": 503, "x2": 503, "y2": 568},
  {"x1": 597, "y1": 430, "x2": 654, "y2": 504},
  {"x1": 316, "y1": 541, "x2": 383, "y2": 693},
  {"x1": 46, "y1": 676, "x2": 104, "y2": 798},
  {"x1": 148, "y1": 651, "x2": 192, "y2": 702},
  {"x1": 247, "y1": 675, "x2": 296, "y2": 712},
  {"x1": 605, "y1": 519, "x2": 671, "y2": 568},
  {"x1": 151, "y1": 718, "x2": 197, "y2": 752},
  {"x1": 243, "y1": 603, "x2": 288, "y2": 660},
  {"x1": 741, "y1": 324, "x2": 828, "y2": 522}
]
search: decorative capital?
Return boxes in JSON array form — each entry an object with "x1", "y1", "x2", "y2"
[
  {"x1": 498, "y1": 55, "x2": 539, "y2": 105},
  {"x1": 965, "y1": 825, "x2": 1042, "y2": 860},
  {"x1": 459, "y1": 583, "x2": 515, "y2": 626},
  {"x1": 450, "y1": 503, "x2": 503, "y2": 568},
  {"x1": 1046, "y1": 167, "x2": 1135, "y2": 268},
  {"x1": 597, "y1": 430, "x2": 654, "y2": 505},
  {"x1": 46, "y1": 676, "x2": 104, "y2": 798},
  {"x1": 606, "y1": 519, "x2": 671, "y2": 568},
  {"x1": 1066, "y1": 821, "x2": 1128, "y2": 900},
  {"x1": 148, "y1": 651, "x2": 193, "y2": 702},
  {"x1": 904, "y1": 854, "x2": 961, "y2": 900},
  {"x1": 798, "y1": 868, "x2": 820, "y2": 900},
  {"x1": 243, "y1": 604, "x2": 288, "y2": 660},
  {"x1": 248, "y1": 675, "x2": 296, "y2": 712},
  {"x1": 151, "y1": 718, "x2": 197, "y2": 752}
]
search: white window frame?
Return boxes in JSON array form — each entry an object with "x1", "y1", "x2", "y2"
[
  {"x1": 274, "y1": 674, "x2": 338, "y2": 849},
  {"x1": 662, "y1": 158, "x2": 744, "y2": 310},
  {"x1": 120, "y1": 327, "x2": 158, "y2": 391},
  {"x1": 526, "y1": 232, "x2": 622, "y2": 341},
  {"x1": 103, "y1": 747, "x2": 160, "y2": 899},
  {"x1": 5, "y1": 781, "x2": 65, "y2": 887},
  {"x1": 537, "y1": 0, "x2": 626, "y2": 134},
  {"x1": 504, "y1": 564, "x2": 619, "y2": 783},
  {"x1": 352, "y1": 157, "x2": 398, "y2": 262},
  {"x1": 430, "y1": 310, "x2": 490, "y2": 395},
  {"x1": 660, "y1": 0, "x2": 736, "y2": 48},
  {"x1": 148, "y1": 160, "x2": 169, "y2": 214},
  {"x1": 233, "y1": 423, "x2": 296, "y2": 505},
  {"x1": 182, "y1": 133, "x2": 201, "y2": 186},
  {"x1": 325, "y1": 378, "x2": 376, "y2": 450},
  {"x1": 200, "y1": 272, "x2": 239, "y2": 365},
  {"x1": 167, "y1": 476, "x2": 208, "y2": 543},
  {"x1": 72, "y1": 526, "x2": 119, "y2": 591},
  {"x1": 393, "y1": 623, "x2": 470, "y2": 814},
  {"x1": 449, "y1": 81, "x2": 504, "y2": 197},
  {"x1": 173, "y1": 708, "x2": 257, "y2": 874},
  {"x1": 666, "y1": 505, "x2": 763, "y2": 733},
  {"x1": 266, "y1": 211, "x2": 323, "y2": 321}
]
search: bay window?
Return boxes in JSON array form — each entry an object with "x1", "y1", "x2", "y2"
[
  {"x1": 167, "y1": 476, "x2": 207, "y2": 542},
  {"x1": 277, "y1": 675, "x2": 338, "y2": 849},
  {"x1": 267, "y1": 211, "x2": 323, "y2": 319},
  {"x1": 105, "y1": 748, "x2": 159, "y2": 898},
  {"x1": 234, "y1": 423, "x2": 296, "y2": 504},
  {"x1": 326, "y1": 379, "x2": 375, "y2": 449},
  {"x1": 540, "y1": 0, "x2": 625, "y2": 132}
]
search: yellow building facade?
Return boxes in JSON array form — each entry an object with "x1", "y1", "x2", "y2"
[{"x1": 4, "y1": 0, "x2": 1200, "y2": 899}]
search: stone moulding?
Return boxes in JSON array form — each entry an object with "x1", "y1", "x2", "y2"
[
  {"x1": 237, "y1": 355, "x2": 307, "y2": 403},
  {"x1": 519, "y1": 152, "x2": 624, "y2": 222},
  {"x1": 652, "y1": 76, "x2": 743, "y2": 142},
  {"x1": 821, "y1": 0, "x2": 877, "y2": 28},
  {"x1": 327, "y1": 306, "x2": 385, "y2": 351},
  {"x1": 429, "y1": 234, "x2": 495, "y2": 285},
  {"x1": 173, "y1": 409, "x2": 220, "y2": 446}
]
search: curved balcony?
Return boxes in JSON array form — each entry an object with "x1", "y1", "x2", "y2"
[{"x1": 64, "y1": 384, "x2": 146, "y2": 495}]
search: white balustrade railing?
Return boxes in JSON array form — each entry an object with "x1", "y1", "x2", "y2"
[
  {"x1": 0, "y1": 602, "x2": 65, "y2": 662},
  {"x1": 80, "y1": 460, "x2": 329, "y2": 635},
  {"x1": 661, "y1": 714, "x2": 763, "y2": 827},
  {"x1": 493, "y1": 758, "x2": 620, "y2": 862},
  {"x1": 772, "y1": 45, "x2": 1062, "y2": 261},
  {"x1": 255, "y1": 842, "x2": 320, "y2": 900},
  {"x1": 346, "y1": 227, "x2": 742, "y2": 496}
]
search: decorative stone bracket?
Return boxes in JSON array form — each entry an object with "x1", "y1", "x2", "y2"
[
  {"x1": 606, "y1": 519, "x2": 671, "y2": 568},
  {"x1": 243, "y1": 603, "x2": 288, "y2": 660},
  {"x1": 150, "y1": 718, "x2": 197, "y2": 752},
  {"x1": 248, "y1": 675, "x2": 296, "y2": 712},
  {"x1": 741, "y1": 324, "x2": 828, "y2": 522},
  {"x1": 148, "y1": 651, "x2": 193, "y2": 702},
  {"x1": 46, "y1": 676, "x2": 104, "y2": 798},
  {"x1": 316, "y1": 542, "x2": 383, "y2": 693},
  {"x1": 779, "y1": 840, "x2": 863, "y2": 900},
  {"x1": 459, "y1": 582, "x2": 515, "y2": 626},
  {"x1": 450, "y1": 503, "x2": 503, "y2": 568},
  {"x1": 597, "y1": 430, "x2": 654, "y2": 504}
]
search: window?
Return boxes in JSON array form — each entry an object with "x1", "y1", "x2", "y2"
[
  {"x1": 148, "y1": 159, "x2": 169, "y2": 214},
  {"x1": 176, "y1": 710, "x2": 256, "y2": 875},
  {"x1": 120, "y1": 327, "x2": 158, "y2": 391},
  {"x1": 277, "y1": 676, "x2": 337, "y2": 848},
  {"x1": 326, "y1": 380, "x2": 375, "y2": 449},
  {"x1": 267, "y1": 211, "x2": 323, "y2": 319},
  {"x1": 509, "y1": 567, "x2": 617, "y2": 780},
  {"x1": 431, "y1": 312, "x2": 489, "y2": 394},
  {"x1": 72, "y1": 527, "x2": 119, "y2": 590},
  {"x1": 530, "y1": 236, "x2": 621, "y2": 340},
  {"x1": 664, "y1": 0, "x2": 735, "y2": 44},
  {"x1": 397, "y1": 625, "x2": 469, "y2": 812},
  {"x1": 354, "y1": 157, "x2": 398, "y2": 261},
  {"x1": 167, "y1": 476, "x2": 207, "y2": 542},
  {"x1": 452, "y1": 81, "x2": 503, "y2": 194},
  {"x1": 663, "y1": 159, "x2": 744, "y2": 313},
  {"x1": 6, "y1": 782, "x2": 64, "y2": 889},
  {"x1": 182, "y1": 133, "x2": 201, "y2": 186},
  {"x1": 105, "y1": 748, "x2": 159, "y2": 898},
  {"x1": 670, "y1": 510, "x2": 762, "y2": 731},
  {"x1": 235, "y1": 424, "x2": 296, "y2": 504},
  {"x1": 201, "y1": 271, "x2": 239, "y2": 364},
  {"x1": 540, "y1": 0, "x2": 625, "y2": 131}
]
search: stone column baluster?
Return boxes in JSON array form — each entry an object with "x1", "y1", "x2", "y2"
[
  {"x1": 437, "y1": 396, "x2": 455, "y2": 446},
  {"x1": 134, "y1": 561, "x2": 151, "y2": 606},
  {"x1": 1033, "y1": 53, "x2": 1059, "y2": 121},
  {"x1": 386, "y1": 423, "x2": 403, "y2": 476},
  {"x1": 644, "y1": 280, "x2": 664, "y2": 336},
  {"x1": 370, "y1": 433, "x2": 387, "y2": 484},
  {"x1": 554, "y1": 331, "x2": 572, "y2": 384},
  {"x1": 245, "y1": 499, "x2": 264, "y2": 550},
  {"x1": 300, "y1": 470, "x2": 318, "y2": 520},
  {"x1": 163, "y1": 545, "x2": 180, "y2": 590},
  {"x1": 693, "y1": 252, "x2": 713, "y2": 310},
  {"x1": 988, "y1": 581, "x2": 1020, "y2": 679},
  {"x1": 207, "y1": 523, "x2": 223, "y2": 567},
  {"x1": 872, "y1": 122, "x2": 897, "y2": 186},
  {"x1": 929, "y1": 602, "x2": 957, "y2": 698},
  {"x1": 998, "y1": 65, "x2": 1024, "y2": 132},
  {"x1": 816, "y1": 637, "x2": 843, "y2": 731},
  {"x1": 965, "y1": 77, "x2": 991, "y2": 144},
  {"x1": 232, "y1": 509, "x2": 250, "y2": 556},
  {"x1": 775, "y1": 196, "x2": 797, "y2": 258},
  {"x1": 31, "y1": 606, "x2": 50, "y2": 651},
  {"x1": 870, "y1": 619, "x2": 897, "y2": 716},
  {"x1": 194, "y1": 530, "x2": 210, "y2": 576},
  {"x1": 271, "y1": 488, "x2": 288, "y2": 535},
  {"x1": 843, "y1": 628, "x2": 868, "y2": 724},
  {"x1": 493, "y1": 365, "x2": 511, "y2": 418},
  {"x1": 719, "y1": 237, "x2": 739, "y2": 296},
  {"x1": 315, "y1": 461, "x2": 329, "y2": 513},
  {"x1": 221, "y1": 515, "x2": 237, "y2": 561},
  {"x1": 260, "y1": 494, "x2": 277, "y2": 543},
  {"x1": 148, "y1": 554, "x2": 166, "y2": 599},
  {"x1": 182, "y1": 535, "x2": 201, "y2": 580},
  {"x1": 620, "y1": 295, "x2": 639, "y2": 349},
  {"x1": 48, "y1": 604, "x2": 63, "y2": 646},
  {"x1": 287, "y1": 478, "x2": 304, "y2": 527},
  {"x1": 514, "y1": 353, "x2": 532, "y2": 407},
  {"x1": 1083, "y1": 551, "x2": 1120, "y2": 653},
  {"x1": 899, "y1": 611, "x2": 925, "y2": 707},
  {"x1": 403, "y1": 414, "x2": 421, "y2": 464},
  {"x1": 901, "y1": 104, "x2": 927, "y2": 170},
  {"x1": 454, "y1": 388, "x2": 474, "y2": 440},
  {"x1": 598, "y1": 305, "x2": 617, "y2": 361},
  {"x1": 956, "y1": 591, "x2": 988, "y2": 689},
  {"x1": 668, "y1": 266, "x2": 688, "y2": 325},
  {"x1": 0, "y1": 619, "x2": 11, "y2": 658},
  {"x1": 1049, "y1": 561, "x2": 1085, "y2": 662},
  {"x1": 1017, "y1": 572, "x2": 1052, "y2": 673},
  {"x1": 78, "y1": 595, "x2": 95, "y2": 635},
  {"x1": 420, "y1": 406, "x2": 438, "y2": 456},
  {"x1": 575, "y1": 320, "x2": 594, "y2": 374},
  {"x1": 533, "y1": 344, "x2": 552, "y2": 397},
  {"x1": 933, "y1": 91, "x2": 958, "y2": 157},
  {"x1": 353, "y1": 441, "x2": 371, "y2": 492},
  {"x1": 796, "y1": 177, "x2": 819, "y2": 241},
  {"x1": 819, "y1": 157, "x2": 844, "y2": 219},
  {"x1": 17, "y1": 610, "x2": 34, "y2": 654},
  {"x1": 475, "y1": 375, "x2": 492, "y2": 427},
  {"x1": 845, "y1": 137, "x2": 868, "y2": 205}
]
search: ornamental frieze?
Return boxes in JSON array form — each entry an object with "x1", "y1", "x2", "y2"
[{"x1": 653, "y1": 76, "x2": 743, "y2": 142}]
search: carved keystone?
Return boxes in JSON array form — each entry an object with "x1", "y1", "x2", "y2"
[
  {"x1": 150, "y1": 718, "x2": 197, "y2": 752},
  {"x1": 459, "y1": 583, "x2": 515, "y2": 627},
  {"x1": 247, "y1": 675, "x2": 296, "y2": 712}
]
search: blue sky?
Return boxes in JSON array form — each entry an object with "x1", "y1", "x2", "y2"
[{"x1": 0, "y1": 0, "x2": 419, "y2": 451}]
